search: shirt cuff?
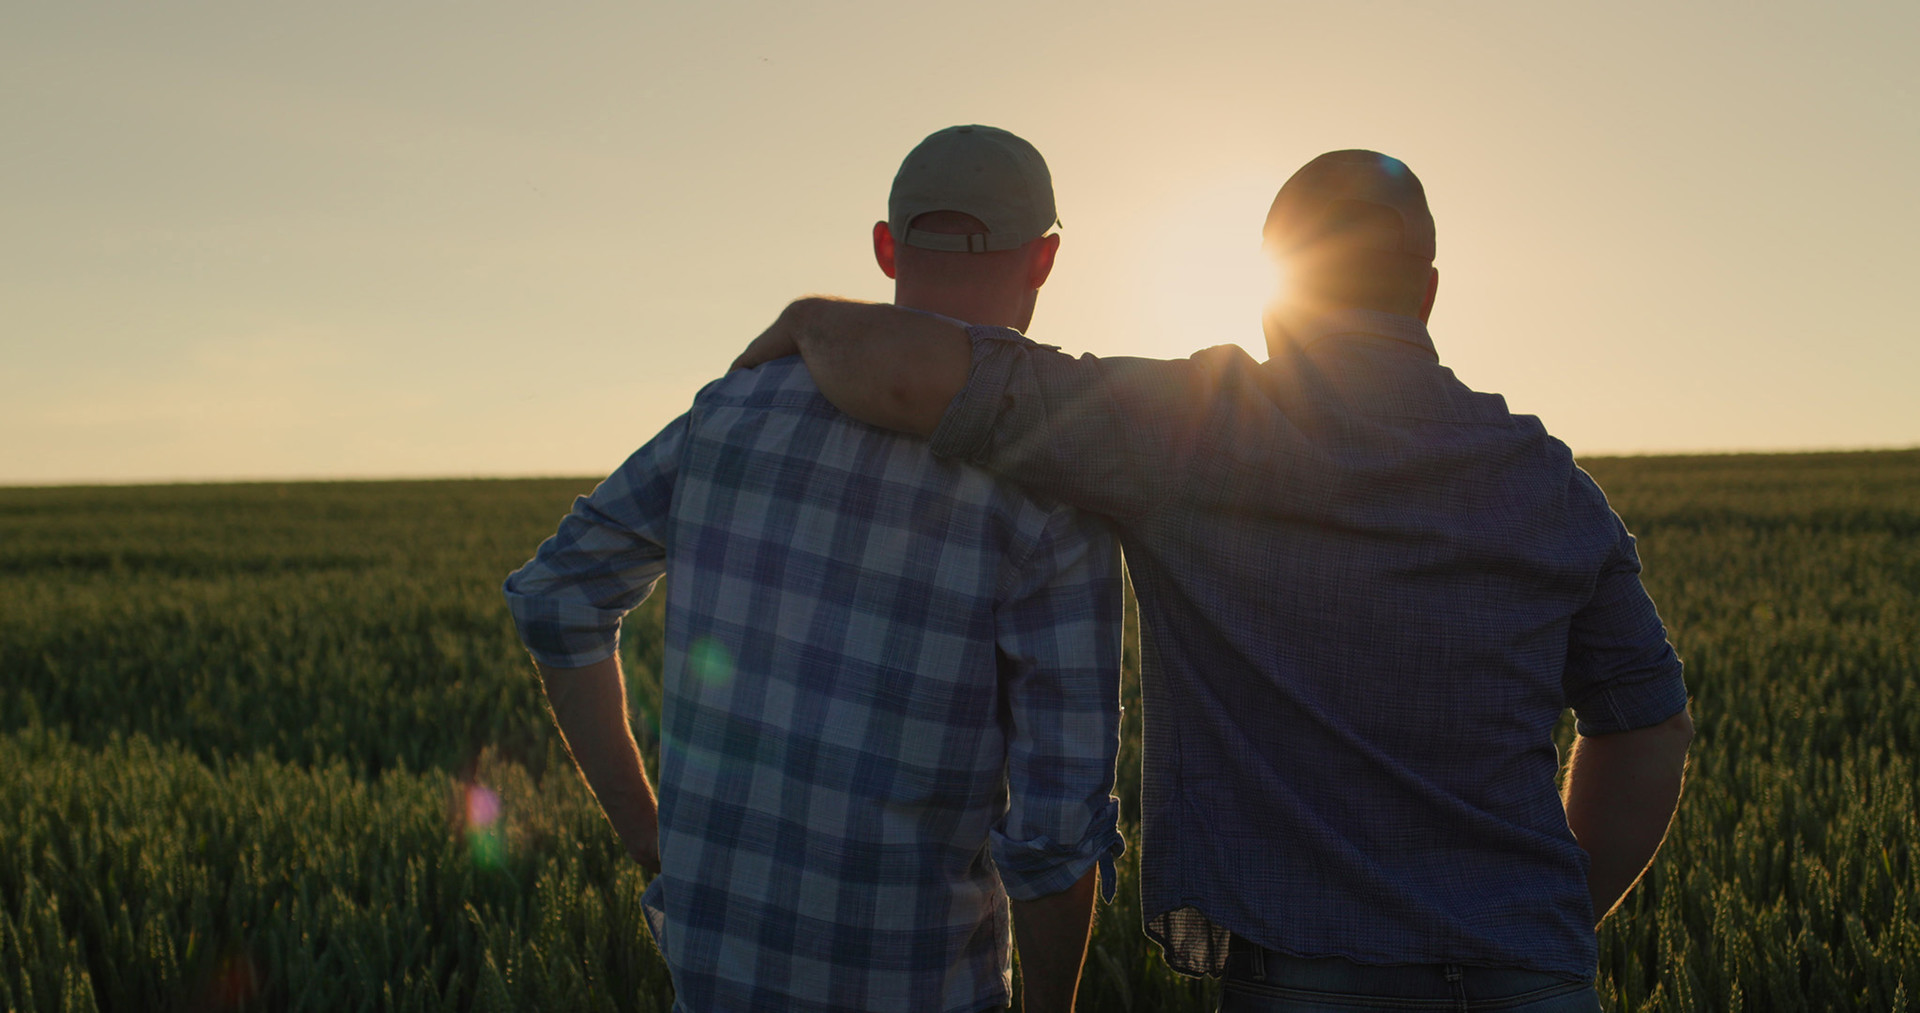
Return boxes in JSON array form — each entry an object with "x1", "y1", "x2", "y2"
[
  {"x1": 928, "y1": 324, "x2": 1031, "y2": 463},
  {"x1": 503, "y1": 581, "x2": 624, "y2": 669},
  {"x1": 990, "y1": 798, "x2": 1125, "y2": 903},
  {"x1": 1573, "y1": 667, "x2": 1690, "y2": 736}
]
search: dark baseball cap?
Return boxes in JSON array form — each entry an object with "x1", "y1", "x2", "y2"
[
  {"x1": 1262, "y1": 150, "x2": 1436, "y2": 262},
  {"x1": 888, "y1": 125, "x2": 1058, "y2": 254}
]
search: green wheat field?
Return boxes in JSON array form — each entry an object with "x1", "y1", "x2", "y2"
[{"x1": 3, "y1": 449, "x2": 1917, "y2": 1012}]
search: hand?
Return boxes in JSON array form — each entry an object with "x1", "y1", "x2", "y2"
[
  {"x1": 627, "y1": 837, "x2": 661, "y2": 877},
  {"x1": 608, "y1": 796, "x2": 663, "y2": 877},
  {"x1": 730, "y1": 298, "x2": 818, "y2": 372}
]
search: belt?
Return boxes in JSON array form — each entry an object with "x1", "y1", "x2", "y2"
[{"x1": 1224, "y1": 938, "x2": 1594, "y2": 1012}]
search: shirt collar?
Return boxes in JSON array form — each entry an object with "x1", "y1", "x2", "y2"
[{"x1": 1287, "y1": 309, "x2": 1438, "y2": 361}]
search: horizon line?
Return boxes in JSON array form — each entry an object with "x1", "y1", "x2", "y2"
[{"x1": 4, "y1": 443, "x2": 1918, "y2": 491}]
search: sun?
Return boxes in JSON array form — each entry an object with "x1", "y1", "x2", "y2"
[{"x1": 1139, "y1": 177, "x2": 1284, "y2": 359}]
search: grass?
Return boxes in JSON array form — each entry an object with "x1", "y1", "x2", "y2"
[{"x1": 2, "y1": 449, "x2": 1916, "y2": 1010}]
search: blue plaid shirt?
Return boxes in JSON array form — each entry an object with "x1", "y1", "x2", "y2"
[
  {"x1": 931, "y1": 310, "x2": 1687, "y2": 981},
  {"x1": 505, "y1": 354, "x2": 1124, "y2": 1012}
]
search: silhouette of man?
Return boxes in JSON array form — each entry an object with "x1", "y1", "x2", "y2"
[
  {"x1": 733, "y1": 149, "x2": 1693, "y2": 1012},
  {"x1": 507, "y1": 125, "x2": 1124, "y2": 1013}
]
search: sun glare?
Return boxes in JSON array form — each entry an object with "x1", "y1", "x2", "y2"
[{"x1": 1139, "y1": 178, "x2": 1283, "y2": 359}]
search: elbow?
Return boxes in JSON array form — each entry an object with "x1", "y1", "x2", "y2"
[
  {"x1": 852, "y1": 369, "x2": 945, "y2": 437},
  {"x1": 880, "y1": 374, "x2": 923, "y2": 431}
]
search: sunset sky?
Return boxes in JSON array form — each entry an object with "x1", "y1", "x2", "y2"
[{"x1": 6, "y1": 1, "x2": 1917, "y2": 485}]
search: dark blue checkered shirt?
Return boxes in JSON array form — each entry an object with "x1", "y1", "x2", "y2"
[
  {"x1": 931, "y1": 309, "x2": 1687, "y2": 980},
  {"x1": 505, "y1": 355, "x2": 1124, "y2": 1012}
]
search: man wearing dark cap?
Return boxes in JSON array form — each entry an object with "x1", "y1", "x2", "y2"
[
  {"x1": 733, "y1": 149, "x2": 1695, "y2": 1011},
  {"x1": 506, "y1": 125, "x2": 1123, "y2": 1013}
]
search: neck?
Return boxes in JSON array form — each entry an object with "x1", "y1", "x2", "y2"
[
  {"x1": 1262, "y1": 297, "x2": 1421, "y2": 359},
  {"x1": 1262, "y1": 296, "x2": 1334, "y2": 359},
  {"x1": 894, "y1": 283, "x2": 1034, "y2": 331}
]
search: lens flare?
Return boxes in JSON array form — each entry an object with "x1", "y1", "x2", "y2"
[
  {"x1": 462, "y1": 782, "x2": 506, "y2": 869},
  {"x1": 466, "y1": 784, "x2": 501, "y2": 829},
  {"x1": 689, "y1": 637, "x2": 734, "y2": 688}
]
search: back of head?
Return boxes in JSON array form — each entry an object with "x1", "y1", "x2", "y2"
[
  {"x1": 882, "y1": 125, "x2": 1060, "y2": 329},
  {"x1": 1262, "y1": 150, "x2": 1437, "y2": 319}
]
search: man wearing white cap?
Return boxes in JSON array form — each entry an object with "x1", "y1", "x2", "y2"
[
  {"x1": 505, "y1": 125, "x2": 1123, "y2": 1012},
  {"x1": 734, "y1": 149, "x2": 1694, "y2": 1012}
]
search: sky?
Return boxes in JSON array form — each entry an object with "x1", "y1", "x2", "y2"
[{"x1": 5, "y1": 1, "x2": 1917, "y2": 486}]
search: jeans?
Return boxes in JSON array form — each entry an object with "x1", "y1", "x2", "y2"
[{"x1": 1217, "y1": 940, "x2": 1603, "y2": 1013}]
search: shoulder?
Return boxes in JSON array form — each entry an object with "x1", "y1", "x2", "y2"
[
  {"x1": 698, "y1": 350, "x2": 1106, "y2": 524},
  {"x1": 692, "y1": 355, "x2": 824, "y2": 408},
  {"x1": 1190, "y1": 342, "x2": 1263, "y2": 370},
  {"x1": 1510, "y1": 427, "x2": 1635, "y2": 555}
]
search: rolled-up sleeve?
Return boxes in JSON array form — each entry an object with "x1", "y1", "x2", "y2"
[
  {"x1": 932, "y1": 325, "x2": 1220, "y2": 520},
  {"x1": 990, "y1": 505, "x2": 1126, "y2": 902},
  {"x1": 503, "y1": 414, "x2": 686, "y2": 668},
  {"x1": 1563, "y1": 516, "x2": 1689, "y2": 735}
]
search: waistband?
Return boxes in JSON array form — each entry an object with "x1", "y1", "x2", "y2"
[{"x1": 1225, "y1": 937, "x2": 1593, "y2": 1009}]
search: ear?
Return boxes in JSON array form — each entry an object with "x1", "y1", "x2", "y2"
[
  {"x1": 1027, "y1": 233, "x2": 1061, "y2": 289},
  {"x1": 873, "y1": 221, "x2": 897, "y2": 280},
  {"x1": 1418, "y1": 266, "x2": 1439, "y2": 323}
]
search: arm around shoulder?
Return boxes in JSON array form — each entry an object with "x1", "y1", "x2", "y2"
[{"x1": 732, "y1": 297, "x2": 971, "y2": 436}]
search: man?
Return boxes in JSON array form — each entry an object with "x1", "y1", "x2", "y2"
[
  {"x1": 505, "y1": 125, "x2": 1125, "y2": 1013},
  {"x1": 733, "y1": 150, "x2": 1694, "y2": 1011}
]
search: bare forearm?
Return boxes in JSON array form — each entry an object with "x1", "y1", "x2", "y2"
[
  {"x1": 1011, "y1": 867, "x2": 1097, "y2": 1013},
  {"x1": 1563, "y1": 708, "x2": 1694, "y2": 923},
  {"x1": 734, "y1": 298, "x2": 972, "y2": 436},
  {"x1": 537, "y1": 655, "x2": 660, "y2": 873}
]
